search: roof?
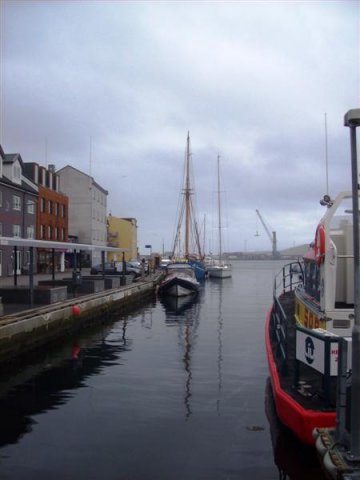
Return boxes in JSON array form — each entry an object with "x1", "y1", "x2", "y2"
[
  {"x1": 0, "y1": 173, "x2": 38, "y2": 195},
  {"x1": 0, "y1": 236, "x2": 128, "y2": 253},
  {"x1": 3, "y1": 153, "x2": 24, "y2": 167},
  {"x1": 56, "y1": 165, "x2": 108, "y2": 195}
]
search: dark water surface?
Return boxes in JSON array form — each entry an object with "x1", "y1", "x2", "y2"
[{"x1": 0, "y1": 260, "x2": 326, "y2": 480}]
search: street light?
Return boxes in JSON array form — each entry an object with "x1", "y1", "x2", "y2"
[
  {"x1": 145, "y1": 244, "x2": 152, "y2": 274},
  {"x1": 344, "y1": 108, "x2": 360, "y2": 459}
]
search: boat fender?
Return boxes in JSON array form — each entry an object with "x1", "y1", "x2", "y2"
[{"x1": 314, "y1": 224, "x2": 326, "y2": 266}]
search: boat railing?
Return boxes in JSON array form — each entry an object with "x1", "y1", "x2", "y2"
[
  {"x1": 271, "y1": 261, "x2": 304, "y2": 375},
  {"x1": 273, "y1": 261, "x2": 304, "y2": 298}
]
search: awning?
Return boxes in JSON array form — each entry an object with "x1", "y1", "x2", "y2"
[{"x1": 0, "y1": 236, "x2": 128, "y2": 253}]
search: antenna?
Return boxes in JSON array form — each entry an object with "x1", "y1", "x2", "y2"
[
  {"x1": 0, "y1": 1, "x2": 4, "y2": 145},
  {"x1": 324, "y1": 112, "x2": 329, "y2": 196},
  {"x1": 89, "y1": 136, "x2": 92, "y2": 178},
  {"x1": 44, "y1": 137, "x2": 48, "y2": 167}
]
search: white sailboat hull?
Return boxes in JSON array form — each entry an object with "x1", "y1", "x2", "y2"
[
  {"x1": 209, "y1": 154, "x2": 232, "y2": 280},
  {"x1": 208, "y1": 264, "x2": 232, "y2": 279}
]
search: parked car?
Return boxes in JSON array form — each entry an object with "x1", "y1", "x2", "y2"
[
  {"x1": 90, "y1": 262, "x2": 141, "y2": 277},
  {"x1": 127, "y1": 260, "x2": 141, "y2": 269}
]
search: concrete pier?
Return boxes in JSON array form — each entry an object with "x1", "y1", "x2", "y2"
[{"x1": 0, "y1": 272, "x2": 161, "y2": 364}]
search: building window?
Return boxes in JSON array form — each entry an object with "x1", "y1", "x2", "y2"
[
  {"x1": 48, "y1": 200, "x2": 53, "y2": 214},
  {"x1": 55, "y1": 202, "x2": 59, "y2": 216},
  {"x1": 27, "y1": 200, "x2": 35, "y2": 214},
  {"x1": 48, "y1": 226, "x2": 52, "y2": 239},
  {"x1": 14, "y1": 164, "x2": 21, "y2": 180},
  {"x1": 60, "y1": 204, "x2": 64, "y2": 217},
  {"x1": 54, "y1": 227, "x2": 58, "y2": 240},
  {"x1": 41, "y1": 198, "x2": 46, "y2": 212},
  {"x1": 27, "y1": 225, "x2": 35, "y2": 239},
  {"x1": 13, "y1": 195, "x2": 21, "y2": 211},
  {"x1": 40, "y1": 225, "x2": 45, "y2": 239},
  {"x1": 13, "y1": 224, "x2": 21, "y2": 237},
  {"x1": 60, "y1": 228, "x2": 65, "y2": 241}
]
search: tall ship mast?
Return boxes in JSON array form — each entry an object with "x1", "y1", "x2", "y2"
[{"x1": 171, "y1": 133, "x2": 206, "y2": 280}]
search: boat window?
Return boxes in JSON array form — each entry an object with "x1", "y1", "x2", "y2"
[
  {"x1": 329, "y1": 197, "x2": 354, "y2": 231},
  {"x1": 303, "y1": 260, "x2": 320, "y2": 302}
]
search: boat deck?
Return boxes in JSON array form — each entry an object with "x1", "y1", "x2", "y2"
[{"x1": 270, "y1": 291, "x2": 337, "y2": 411}]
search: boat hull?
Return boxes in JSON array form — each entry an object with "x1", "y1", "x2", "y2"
[
  {"x1": 265, "y1": 306, "x2": 336, "y2": 445},
  {"x1": 158, "y1": 276, "x2": 199, "y2": 297},
  {"x1": 208, "y1": 265, "x2": 232, "y2": 279},
  {"x1": 188, "y1": 259, "x2": 207, "y2": 281}
]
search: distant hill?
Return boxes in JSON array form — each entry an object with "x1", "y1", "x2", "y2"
[
  {"x1": 225, "y1": 243, "x2": 310, "y2": 260},
  {"x1": 280, "y1": 244, "x2": 310, "y2": 256}
]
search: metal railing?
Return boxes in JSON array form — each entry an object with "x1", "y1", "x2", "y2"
[{"x1": 271, "y1": 261, "x2": 304, "y2": 375}]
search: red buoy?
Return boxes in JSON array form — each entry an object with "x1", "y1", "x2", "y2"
[
  {"x1": 72, "y1": 305, "x2": 81, "y2": 316},
  {"x1": 72, "y1": 344, "x2": 81, "y2": 359}
]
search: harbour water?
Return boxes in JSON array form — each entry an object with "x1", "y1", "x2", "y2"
[{"x1": 0, "y1": 260, "x2": 326, "y2": 480}]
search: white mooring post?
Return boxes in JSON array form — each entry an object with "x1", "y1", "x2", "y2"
[{"x1": 344, "y1": 108, "x2": 360, "y2": 460}]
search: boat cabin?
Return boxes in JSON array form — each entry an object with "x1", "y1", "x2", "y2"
[{"x1": 295, "y1": 191, "x2": 357, "y2": 337}]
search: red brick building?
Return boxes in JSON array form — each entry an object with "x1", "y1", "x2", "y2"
[{"x1": 23, "y1": 163, "x2": 69, "y2": 271}]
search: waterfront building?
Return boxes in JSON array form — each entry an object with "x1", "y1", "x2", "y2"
[
  {"x1": 57, "y1": 165, "x2": 108, "y2": 266},
  {"x1": 0, "y1": 145, "x2": 38, "y2": 276},
  {"x1": 107, "y1": 215, "x2": 138, "y2": 262},
  {"x1": 23, "y1": 162, "x2": 69, "y2": 272}
]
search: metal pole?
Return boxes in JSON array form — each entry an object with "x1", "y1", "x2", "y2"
[
  {"x1": 101, "y1": 250, "x2": 105, "y2": 279},
  {"x1": 52, "y1": 248, "x2": 55, "y2": 280},
  {"x1": 335, "y1": 337, "x2": 348, "y2": 445},
  {"x1": 122, "y1": 251, "x2": 126, "y2": 283},
  {"x1": 345, "y1": 109, "x2": 360, "y2": 458},
  {"x1": 29, "y1": 247, "x2": 34, "y2": 308},
  {"x1": 14, "y1": 246, "x2": 18, "y2": 286}
]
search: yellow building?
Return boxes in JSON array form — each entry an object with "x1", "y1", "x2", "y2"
[{"x1": 107, "y1": 215, "x2": 138, "y2": 262}]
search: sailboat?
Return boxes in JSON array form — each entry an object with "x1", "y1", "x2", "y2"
[
  {"x1": 208, "y1": 155, "x2": 232, "y2": 279},
  {"x1": 170, "y1": 132, "x2": 206, "y2": 281}
]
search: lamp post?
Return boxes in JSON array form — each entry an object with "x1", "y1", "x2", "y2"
[
  {"x1": 344, "y1": 108, "x2": 360, "y2": 459},
  {"x1": 145, "y1": 245, "x2": 152, "y2": 273}
]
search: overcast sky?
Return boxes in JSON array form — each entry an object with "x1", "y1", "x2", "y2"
[{"x1": 1, "y1": 0, "x2": 359, "y2": 255}]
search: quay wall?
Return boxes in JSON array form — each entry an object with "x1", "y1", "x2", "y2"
[{"x1": 0, "y1": 278, "x2": 158, "y2": 364}]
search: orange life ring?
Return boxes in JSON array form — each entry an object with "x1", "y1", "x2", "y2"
[{"x1": 314, "y1": 224, "x2": 326, "y2": 265}]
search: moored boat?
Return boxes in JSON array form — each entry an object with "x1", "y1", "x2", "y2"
[
  {"x1": 207, "y1": 155, "x2": 232, "y2": 279},
  {"x1": 207, "y1": 263, "x2": 232, "y2": 279},
  {"x1": 170, "y1": 133, "x2": 206, "y2": 281},
  {"x1": 158, "y1": 263, "x2": 200, "y2": 297},
  {"x1": 266, "y1": 189, "x2": 358, "y2": 446}
]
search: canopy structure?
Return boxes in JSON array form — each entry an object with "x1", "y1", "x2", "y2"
[
  {"x1": 0, "y1": 236, "x2": 128, "y2": 308},
  {"x1": 0, "y1": 236, "x2": 127, "y2": 253}
]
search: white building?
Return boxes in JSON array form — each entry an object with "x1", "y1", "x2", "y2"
[{"x1": 56, "y1": 165, "x2": 108, "y2": 265}]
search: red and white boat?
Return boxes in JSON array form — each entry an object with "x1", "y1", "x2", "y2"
[{"x1": 266, "y1": 190, "x2": 357, "y2": 445}]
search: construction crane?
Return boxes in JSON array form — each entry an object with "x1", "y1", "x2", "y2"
[{"x1": 255, "y1": 209, "x2": 280, "y2": 258}]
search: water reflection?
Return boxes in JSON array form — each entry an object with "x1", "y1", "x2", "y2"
[
  {"x1": 0, "y1": 322, "x2": 131, "y2": 449},
  {"x1": 161, "y1": 293, "x2": 202, "y2": 419},
  {"x1": 216, "y1": 281, "x2": 224, "y2": 416},
  {"x1": 0, "y1": 261, "x2": 326, "y2": 479},
  {"x1": 160, "y1": 293, "x2": 199, "y2": 316},
  {"x1": 265, "y1": 378, "x2": 326, "y2": 480}
]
